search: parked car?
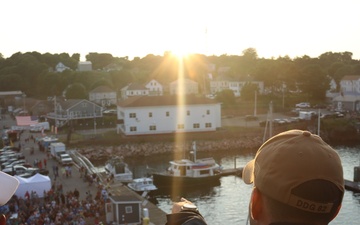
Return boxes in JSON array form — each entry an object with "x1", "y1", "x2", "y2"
[
  {"x1": 295, "y1": 102, "x2": 311, "y2": 108},
  {"x1": 1, "y1": 159, "x2": 27, "y2": 169},
  {"x1": 2, "y1": 165, "x2": 49, "y2": 176}
]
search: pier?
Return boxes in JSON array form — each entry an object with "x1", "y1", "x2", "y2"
[
  {"x1": 220, "y1": 168, "x2": 243, "y2": 177},
  {"x1": 344, "y1": 179, "x2": 360, "y2": 193}
]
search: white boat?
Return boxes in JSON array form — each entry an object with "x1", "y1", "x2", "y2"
[
  {"x1": 104, "y1": 156, "x2": 133, "y2": 183},
  {"x1": 127, "y1": 177, "x2": 158, "y2": 193},
  {"x1": 152, "y1": 141, "x2": 222, "y2": 189}
]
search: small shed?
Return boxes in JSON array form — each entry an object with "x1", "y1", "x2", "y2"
[{"x1": 107, "y1": 195, "x2": 142, "y2": 225}]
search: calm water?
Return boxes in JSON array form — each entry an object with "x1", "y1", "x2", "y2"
[{"x1": 97, "y1": 146, "x2": 360, "y2": 224}]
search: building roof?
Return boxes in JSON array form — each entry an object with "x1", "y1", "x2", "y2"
[
  {"x1": 110, "y1": 195, "x2": 142, "y2": 203},
  {"x1": 89, "y1": 85, "x2": 114, "y2": 93},
  {"x1": 333, "y1": 95, "x2": 360, "y2": 102},
  {"x1": 123, "y1": 83, "x2": 147, "y2": 91},
  {"x1": 58, "y1": 99, "x2": 99, "y2": 110},
  {"x1": 118, "y1": 95, "x2": 219, "y2": 107},
  {"x1": 171, "y1": 78, "x2": 197, "y2": 85},
  {"x1": 0, "y1": 91, "x2": 23, "y2": 96},
  {"x1": 341, "y1": 75, "x2": 360, "y2": 81},
  {"x1": 78, "y1": 61, "x2": 92, "y2": 65}
]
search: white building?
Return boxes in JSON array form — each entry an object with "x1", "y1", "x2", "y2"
[
  {"x1": 339, "y1": 75, "x2": 360, "y2": 95},
  {"x1": 145, "y1": 79, "x2": 163, "y2": 96},
  {"x1": 78, "y1": 61, "x2": 92, "y2": 71},
  {"x1": 170, "y1": 78, "x2": 199, "y2": 95},
  {"x1": 120, "y1": 83, "x2": 149, "y2": 100},
  {"x1": 89, "y1": 86, "x2": 117, "y2": 107},
  {"x1": 116, "y1": 95, "x2": 221, "y2": 135},
  {"x1": 210, "y1": 76, "x2": 264, "y2": 97},
  {"x1": 333, "y1": 75, "x2": 360, "y2": 111}
]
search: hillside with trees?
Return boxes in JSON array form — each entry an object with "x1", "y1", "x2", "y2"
[{"x1": 1, "y1": 49, "x2": 359, "y2": 104}]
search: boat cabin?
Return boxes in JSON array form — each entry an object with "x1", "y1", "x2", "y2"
[{"x1": 169, "y1": 158, "x2": 220, "y2": 177}]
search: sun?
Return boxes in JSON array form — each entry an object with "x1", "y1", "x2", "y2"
[{"x1": 169, "y1": 47, "x2": 191, "y2": 60}]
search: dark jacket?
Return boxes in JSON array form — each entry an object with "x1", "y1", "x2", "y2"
[{"x1": 165, "y1": 210, "x2": 207, "y2": 225}]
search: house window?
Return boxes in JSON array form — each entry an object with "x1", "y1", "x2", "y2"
[
  {"x1": 125, "y1": 206, "x2": 133, "y2": 214},
  {"x1": 166, "y1": 111, "x2": 170, "y2": 117},
  {"x1": 149, "y1": 112, "x2": 152, "y2": 117},
  {"x1": 205, "y1": 123, "x2": 212, "y2": 128},
  {"x1": 129, "y1": 113, "x2": 136, "y2": 118},
  {"x1": 150, "y1": 125, "x2": 156, "y2": 131},
  {"x1": 193, "y1": 123, "x2": 200, "y2": 128},
  {"x1": 206, "y1": 110, "x2": 210, "y2": 115},
  {"x1": 130, "y1": 126, "x2": 137, "y2": 132},
  {"x1": 82, "y1": 103, "x2": 87, "y2": 107},
  {"x1": 177, "y1": 124, "x2": 184, "y2": 129},
  {"x1": 187, "y1": 110, "x2": 190, "y2": 116}
]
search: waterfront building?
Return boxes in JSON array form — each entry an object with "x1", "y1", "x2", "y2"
[{"x1": 116, "y1": 95, "x2": 221, "y2": 135}]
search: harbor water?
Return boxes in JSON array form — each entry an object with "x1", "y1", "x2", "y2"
[{"x1": 96, "y1": 146, "x2": 360, "y2": 224}]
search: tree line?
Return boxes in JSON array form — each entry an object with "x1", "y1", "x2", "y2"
[{"x1": 0, "y1": 49, "x2": 359, "y2": 101}]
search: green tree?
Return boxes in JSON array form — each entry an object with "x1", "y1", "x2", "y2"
[
  {"x1": 298, "y1": 64, "x2": 329, "y2": 100},
  {"x1": 241, "y1": 83, "x2": 259, "y2": 101},
  {"x1": 216, "y1": 89, "x2": 235, "y2": 105},
  {"x1": 64, "y1": 83, "x2": 87, "y2": 99},
  {"x1": 86, "y1": 53, "x2": 114, "y2": 70}
]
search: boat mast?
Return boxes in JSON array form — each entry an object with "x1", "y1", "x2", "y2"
[{"x1": 192, "y1": 141, "x2": 197, "y2": 162}]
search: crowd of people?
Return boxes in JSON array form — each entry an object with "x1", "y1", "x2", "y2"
[
  {"x1": 0, "y1": 119, "x2": 109, "y2": 225},
  {"x1": 1, "y1": 184, "x2": 107, "y2": 225}
]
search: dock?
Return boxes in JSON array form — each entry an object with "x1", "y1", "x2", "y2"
[
  {"x1": 221, "y1": 167, "x2": 243, "y2": 177},
  {"x1": 344, "y1": 179, "x2": 360, "y2": 193},
  {"x1": 71, "y1": 150, "x2": 168, "y2": 225}
]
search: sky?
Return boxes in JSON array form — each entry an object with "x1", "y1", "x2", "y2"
[{"x1": 1, "y1": 0, "x2": 360, "y2": 61}]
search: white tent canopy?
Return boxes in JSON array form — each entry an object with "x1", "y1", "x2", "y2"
[{"x1": 14, "y1": 173, "x2": 51, "y2": 198}]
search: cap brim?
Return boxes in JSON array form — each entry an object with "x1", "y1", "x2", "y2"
[
  {"x1": 242, "y1": 159, "x2": 255, "y2": 184},
  {"x1": 0, "y1": 171, "x2": 19, "y2": 205}
]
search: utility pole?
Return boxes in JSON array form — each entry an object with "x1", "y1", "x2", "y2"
[
  {"x1": 94, "y1": 103, "x2": 97, "y2": 136},
  {"x1": 54, "y1": 96, "x2": 57, "y2": 135}
]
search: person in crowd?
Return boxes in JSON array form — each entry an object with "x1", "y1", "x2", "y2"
[{"x1": 166, "y1": 130, "x2": 344, "y2": 225}]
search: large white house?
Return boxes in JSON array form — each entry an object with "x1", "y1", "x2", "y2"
[
  {"x1": 145, "y1": 79, "x2": 163, "y2": 96},
  {"x1": 333, "y1": 75, "x2": 360, "y2": 111},
  {"x1": 120, "y1": 83, "x2": 149, "y2": 100},
  {"x1": 210, "y1": 76, "x2": 264, "y2": 97},
  {"x1": 116, "y1": 95, "x2": 221, "y2": 135},
  {"x1": 169, "y1": 78, "x2": 199, "y2": 95}
]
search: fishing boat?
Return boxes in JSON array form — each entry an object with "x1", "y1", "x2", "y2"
[
  {"x1": 152, "y1": 141, "x2": 222, "y2": 189},
  {"x1": 127, "y1": 177, "x2": 158, "y2": 194},
  {"x1": 104, "y1": 156, "x2": 133, "y2": 183}
]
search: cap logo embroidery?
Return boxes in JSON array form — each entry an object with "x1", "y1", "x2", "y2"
[{"x1": 288, "y1": 195, "x2": 333, "y2": 213}]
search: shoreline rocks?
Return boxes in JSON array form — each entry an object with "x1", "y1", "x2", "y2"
[{"x1": 76, "y1": 136, "x2": 263, "y2": 161}]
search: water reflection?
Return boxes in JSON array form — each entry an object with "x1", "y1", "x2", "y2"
[{"x1": 93, "y1": 146, "x2": 360, "y2": 225}]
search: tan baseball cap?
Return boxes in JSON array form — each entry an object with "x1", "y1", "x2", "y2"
[
  {"x1": 242, "y1": 130, "x2": 344, "y2": 214},
  {"x1": 0, "y1": 171, "x2": 19, "y2": 205}
]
